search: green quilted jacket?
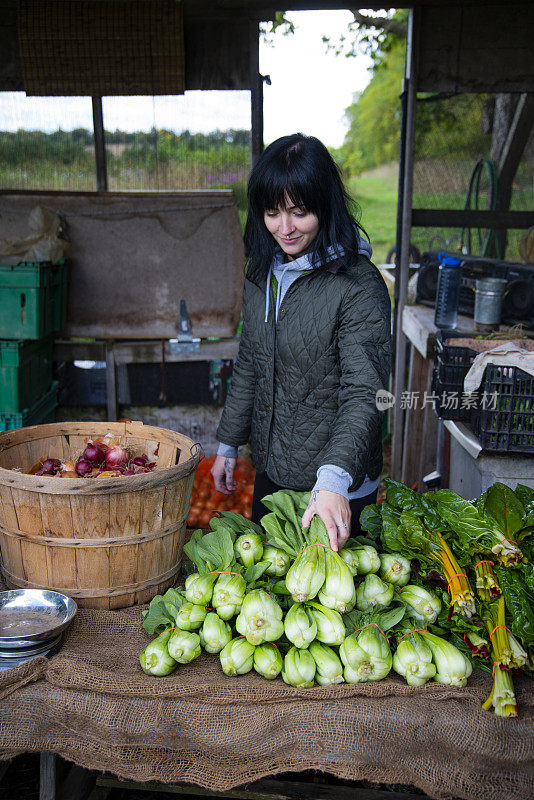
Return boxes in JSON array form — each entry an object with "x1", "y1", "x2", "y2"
[{"x1": 216, "y1": 254, "x2": 392, "y2": 491}]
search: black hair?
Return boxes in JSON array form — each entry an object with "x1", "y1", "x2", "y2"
[{"x1": 244, "y1": 133, "x2": 367, "y2": 278}]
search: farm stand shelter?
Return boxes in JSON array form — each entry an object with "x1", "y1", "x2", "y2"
[
  {"x1": 1, "y1": 0, "x2": 533, "y2": 445},
  {"x1": 0, "y1": 3, "x2": 533, "y2": 800}
]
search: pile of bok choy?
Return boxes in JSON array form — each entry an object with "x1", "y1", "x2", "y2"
[{"x1": 138, "y1": 481, "x2": 533, "y2": 717}]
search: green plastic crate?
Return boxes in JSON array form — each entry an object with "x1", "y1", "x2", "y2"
[
  {"x1": 0, "y1": 337, "x2": 54, "y2": 413},
  {"x1": 0, "y1": 381, "x2": 58, "y2": 432},
  {"x1": 0, "y1": 259, "x2": 69, "y2": 339},
  {"x1": 50, "y1": 260, "x2": 70, "y2": 334}
]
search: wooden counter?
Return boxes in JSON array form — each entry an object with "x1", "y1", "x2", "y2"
[{"x1": 399, "y1": 304, "x2": 477, "y2": 490}]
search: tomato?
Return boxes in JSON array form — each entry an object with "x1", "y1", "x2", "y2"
[{"x1": 187, "y1": 455, "x2": 256, "y2": 526}]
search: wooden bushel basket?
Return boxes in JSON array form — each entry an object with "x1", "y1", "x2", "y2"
[{"x1": 0, "y1": 421, "x2": 202, "y2": 609}]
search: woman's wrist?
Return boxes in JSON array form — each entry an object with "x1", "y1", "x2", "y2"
[
  {"x1": 313, "y1": 464, "x2": 352, "y2": 500},
  {"x1": 217, "y1": 442, "x2": 238, "y2": 459}
]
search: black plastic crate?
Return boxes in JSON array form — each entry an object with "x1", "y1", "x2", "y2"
[
  {"x1": 432, "y1": 332, "x2": 478, "y2": 421},
  {"x1": 55, "y1": 360, "x2": 233, "y2": 407},
  {"x1": 126, "y1": 362, "x2": 220, "y2": 405},
  {"x1": 474, "y1": 364, "x2": 534, "y2": 453},
  {"x1": 56, "y1": 361, "x2": 107, "y2": 406}
]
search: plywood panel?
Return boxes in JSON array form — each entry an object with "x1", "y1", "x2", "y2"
[{"x1": 0, "y1": 191, "x2": 245, "y2": 339}]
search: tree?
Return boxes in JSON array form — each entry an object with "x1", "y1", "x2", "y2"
[
  {"x1": 337, "y1": 9, "x2": 533, "y2": 184},
  {"x1": 337, "y1": 38, "x2": 405, "y2": 173}
]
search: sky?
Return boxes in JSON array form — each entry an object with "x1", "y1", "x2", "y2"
[
  {"x1": 261, "y1": 10, "x2": 372, "y2": 147},
  {"x1": 0, "y1": 10, "x2": 373, "y2": 149}
]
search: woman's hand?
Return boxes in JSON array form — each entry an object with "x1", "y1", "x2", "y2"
[
  {"x1": 211, "y1": 454, "x2": 237, "y2": 495},
  {"x1": 301, "y1": 490, "x2": 351, "y2": 551}
]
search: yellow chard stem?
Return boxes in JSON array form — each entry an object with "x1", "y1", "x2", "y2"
[
  {"x1": 482, "y1": 684, "x2": 495, "y2": 711},
  {"x1": 433, "y1": 536, "x2": 474, "y2": 614}
]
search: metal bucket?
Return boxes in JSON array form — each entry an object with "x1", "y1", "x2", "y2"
[{"x1": 474, "y1": 278, "x2": 508, "y2": 331}]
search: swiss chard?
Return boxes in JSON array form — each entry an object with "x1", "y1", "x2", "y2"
[
  {"x1": 477, "y1": 483, "x2": 525, "y2": 543},
  {"x1": 383, "y1": 479, "x2": 424, "y2": 514},
  {"x1": 359, "y1": 503, "x2": 383, "y2": 542},
  {"x1": 494, "y1": 563, "x2": 534, "y2": 648},
  {"x1": 482, "y1": 595, "x2": 528, "y2": 670},
  {"x1": 514, "y1": 484, "x2": 534, "y2": 508},
  {"x1": 481, "y1": 596, "x2": 527, "y2": 717},
  {"x1": 432, "y1": 489, "x2": 524, "y2": 566},
  {"x1": 397, "y1": 510, "x2": 476, "y2": 617},
  {"x1": 473, "y1": 557, "x2": 501, "y2": 602},
  {"x1": 376, "y1": 503, "x2": 401, "y2": 553}
]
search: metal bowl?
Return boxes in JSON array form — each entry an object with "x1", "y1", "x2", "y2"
[{"x1": 0, "y1": 589, "x2": 77, "y2": 649}]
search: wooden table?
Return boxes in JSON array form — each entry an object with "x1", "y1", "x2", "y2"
[
  {"x1": 2, "y1": 603, "x2": 531, "y2": 800},
  {"x1": 53, "y1": 337, "x2": 240, "y2": 422},
  {"x1": 400, "y1": 304, "x2": 534, "y2": 494}
]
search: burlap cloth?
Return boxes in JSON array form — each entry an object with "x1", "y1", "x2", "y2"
[{"x1": 0, "y1": 607, "x2": 532, "y2": 800}]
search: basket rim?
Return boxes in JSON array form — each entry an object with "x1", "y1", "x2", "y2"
[{"x1": 0, "y1": 420, "x2": 202, "y2": 495}]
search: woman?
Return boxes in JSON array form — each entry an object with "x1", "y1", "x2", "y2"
[{"x1": 211, "y1": 133, "x2": 391, "y2": 550}]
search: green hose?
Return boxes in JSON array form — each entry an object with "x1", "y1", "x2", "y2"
[{"x1": 461, "y1": 157, "x2": 500, "y2": 259}]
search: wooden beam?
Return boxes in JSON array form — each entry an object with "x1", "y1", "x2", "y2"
[
  {"x1": 401, "y1": 305, "x2": 478, "y2": 361},
  {"x1": 411, "y1": 209, "x2": 534, "y2": 229},
  {"x1": 53, "y1": 337, "x2": 241, "y2": 364},
  {"x1": 86, "y1": 788, "x2": 111, "y2": 800},
  {"x1": 182, "y1": 1, "x2": 512, "y2": 14},
  {"x1": 96, "y1": 774, "x2": 432, "y2": 800},
  {"x1": 250, "y1": 20, "x2": 263, "y2": 166},
  {"x1": 92, "y1": 97, "x2": 108, "y2": 192}
]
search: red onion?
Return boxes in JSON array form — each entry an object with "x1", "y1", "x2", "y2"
[
  {"x1": 123, "y1": 468, "x2": 136, "y2": 475},
  {"x1": 130, "y1": 455, "x2": 149, "y2": 467},
  {"x1": 37, "y1": 458, "x2": 61, "y2": 476},
  {"x1": 75, "y1": 458, "x2": 93, "y2": 477},
  {"x1": 105, "y1": 445, "x2": 129, "y2": 470},
  {"x1": 83, "y1": 442, "x2": 107, "y2": 464},
  {"x1": 146, "y1": 462, "x2": 156, "y2": 471}
]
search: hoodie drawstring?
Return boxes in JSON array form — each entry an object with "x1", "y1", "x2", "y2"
[
  {"x1": 264, "y1": 265, "x2": 272, "y2": 322},
  {"x1": 275, "y1": 262, "x2": 293, "y2": 321}
]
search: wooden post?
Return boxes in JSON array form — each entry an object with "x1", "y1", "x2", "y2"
[
  {"x1": 105, "y1": 341, "x2": 118, "y2": 422},
  {"x1": 40, "y1": 752, "x2": 57, "y2": 800},
  {"x1": 92, "y1": 96, "x2": 108, "y2": 192},
  {"x1": 391, "y1": 76, "x2": 409, "y2": 358},
  {"x1": 493, "y1": 93, "x2": 534, "y2": 257},
  {"x1": 392, "y1": 6, "x2": 420, "y2": 480},
  {"x1": 250, "y1": 20, "x2": 263, "y2": 167}
]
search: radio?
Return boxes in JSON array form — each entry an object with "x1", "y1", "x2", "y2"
[{"x1": 415, "y1": 251, "x2": 534, "y2": 329}]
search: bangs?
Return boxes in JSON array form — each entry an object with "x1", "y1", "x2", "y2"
[{"x1": 252, "y1": 163, "x2": 320, "y2": 215}]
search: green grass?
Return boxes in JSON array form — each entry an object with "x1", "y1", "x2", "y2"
[
  {"x1": 348, "y1": 162, "x2": 532, "y2": 264},
  {"x1": 348, "y1": 163, "x2": 399, "y2": 264}
]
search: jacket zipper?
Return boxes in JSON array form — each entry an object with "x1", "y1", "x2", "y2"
[{"x1": 265, "y1": 270, "x2": 312, "y2": 468}]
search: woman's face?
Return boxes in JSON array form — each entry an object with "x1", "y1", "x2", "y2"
[{"x1": 263, "y1": 199, "x2": 320, "y2": 260}]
